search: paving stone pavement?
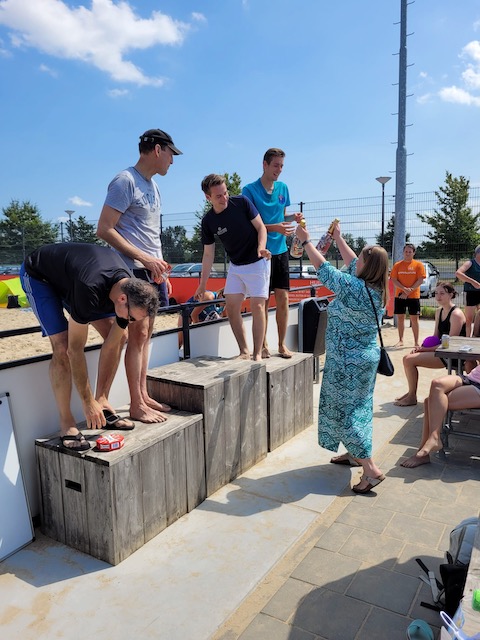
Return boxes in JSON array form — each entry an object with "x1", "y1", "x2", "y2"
[{"x1": 213, "y1": 320, "x2": 480, "y2": 640}]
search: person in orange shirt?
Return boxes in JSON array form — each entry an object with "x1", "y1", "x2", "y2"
[{"x1": 390, "y1": 244, "x2": 426, "y2": 347}]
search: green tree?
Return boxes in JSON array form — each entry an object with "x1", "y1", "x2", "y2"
[
  {"x1": 70, "y1": 215, "x2": 103, "y2": 244},
  {"x1": 324, "y1": 233, "x2": 367, "y2": 259},
  {"x1": 417, "y1": 172, "x2": 480, "y2": 269},
  {"x1": 162, "y1": 225, "x2": 189, "y2": 263},
  {"x1": 376, "y1": 214, "x2": 410, "y2": 256},
  {"x1": 189, "y1": 172, "x2": 242, "y2": 263},
  {"x1": 0, "y1": 200, "x2": 58, "y2": 264}
]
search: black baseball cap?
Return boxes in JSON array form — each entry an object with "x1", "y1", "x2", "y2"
[{"x1": 140, "y1": 129, "x2": 182, "y2": 155}]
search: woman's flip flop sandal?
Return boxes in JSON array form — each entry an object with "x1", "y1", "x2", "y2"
[
  {"x1": 330, "y1": 453, "x2": 361, "y2": 467},
  {"x1": 352, "y1": 474, "x2": 385, "y2": 494}
]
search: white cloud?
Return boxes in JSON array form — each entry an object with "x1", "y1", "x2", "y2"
[
  {"x1": 191, "y1": 12, "x2": 206, "y2": 24},
  {"x1": 417, "y1": 93, "x2": 432, "y2": 104},
  {"x1": 419, "y1": 71, "x2": 428, "y2": 79},
  {"x1": 39, "y1": 62, "x2": 57, "y2": 77},
  {"x1": 439, "y1": 85, "x2": 480, "y2": 106},
  {"x1": 68, "y1": 196, "x2": 92, "y2": 207},
  {"x1": 0, "y1": 0, "x2": 192, "y2": 86},
  {"x1": 108, "y1": 88, "x2": 129, "y2": 98},
  {"x1": 438, "y1": 39, "x2": 480, "y2": 107}
]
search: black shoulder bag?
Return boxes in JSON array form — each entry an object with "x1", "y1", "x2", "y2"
[{"x1": 365, "y1": 283, "x2": 394, "y2": 377}]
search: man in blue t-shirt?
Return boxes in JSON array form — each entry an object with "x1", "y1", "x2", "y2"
[
  {"x1": 195, "y1": 174, "x2": 271, "y2": 361},
  {"x1": 242, "y1": 148, "x2": 302, "y2": 358},
  {"x1": 97, "y1": 128, "x2": 182, "y2": 423}
]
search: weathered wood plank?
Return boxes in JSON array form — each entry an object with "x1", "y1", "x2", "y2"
[
  {"x1": 110, "y1": 455, "x2": 145, "y2": 564},
  {"x1": 185, "y1": 421, "x2": 206, "y2": 511},
  {"x1": 59, "y1": 454, "x2": 89, "y2": 555},
  {"x1": 303, "y1": 356, "x2": 314, "y2": 428},
  {"x1": 84, "y1": 462, "x2": 114, "y2": 563},
  {"x1": 253, "y1": 364, "x2": 268, "y2": 464},
  {"x1": 141, "y1": 440, "x2": 167, "y2": 543},
  {"x1": 264, "y1": 353, "x2": 314, "y2": 450},
  {"x1": 163, "y1": 430, "x2": 188, "y2": 526},
  {"x1": 224, "y1": 373, "x2": 241, "y2": 483},
  {"x1": 36, "y1": 410, "x2": 203, "y2": 564},
  {"x1": 36, "y1": 446, "x2": 66, "y2": 543},
  {"x1": 283, "y1": 364, "x2": 296, "y2": 442},
  {"x1": 147, "y1": 357, "x2": 267, "y2": 495}
]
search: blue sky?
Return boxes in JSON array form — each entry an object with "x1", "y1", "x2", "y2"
[{"x1": 1, "y1": 0, "x2": 480, "y2": 231}]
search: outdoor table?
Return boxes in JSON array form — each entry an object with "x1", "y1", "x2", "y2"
[{"x1": 434, "y1": 336, "x2": 480, "y2": 374}]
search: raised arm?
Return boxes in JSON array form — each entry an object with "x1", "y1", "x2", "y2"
[{"x1": 331, "y1": 222, "x2": 356, "y2": 266}]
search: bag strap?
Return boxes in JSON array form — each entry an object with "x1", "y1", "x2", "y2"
[{"x1": 364, "y1": 282, "x2": 385, "y2": 349}]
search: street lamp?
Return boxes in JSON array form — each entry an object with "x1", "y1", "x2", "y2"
[
  {"x1": 65, "y1": 209, "x2": 75, "y2": 241},
  {"x1": 375, "y1": 177, "x2": 391, "y2": 249}
]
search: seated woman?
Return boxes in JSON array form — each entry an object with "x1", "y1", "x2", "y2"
[
  {"x1": 401, "y1": 364, "x2": 480, "y2": 467},
  {"x1": 394, "y1": 282, "x2": 466, "y2": 407}
]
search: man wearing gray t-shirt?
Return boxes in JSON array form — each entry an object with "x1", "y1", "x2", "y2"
[{"x1": 97, "y1": 129, "x2": 182, "y2": 423}]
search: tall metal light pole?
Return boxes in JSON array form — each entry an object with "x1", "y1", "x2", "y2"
[
  {"x1": 65, "y1": 209, "x2": 75, "y2": 241},
  {"x1": 376, "y1": 177, "x2": 391, "y2": 249}
]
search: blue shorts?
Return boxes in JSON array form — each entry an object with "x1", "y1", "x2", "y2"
[{"x1": 20, "y1": 265, "x2": 114, "y2": 337}]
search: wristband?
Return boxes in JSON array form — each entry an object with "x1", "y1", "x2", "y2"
[{"x1": 301, "y1": 240, "x2": 312, "y2": 247}]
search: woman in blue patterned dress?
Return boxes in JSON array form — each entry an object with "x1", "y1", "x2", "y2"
[{"x1": 295, "y1": 222, "x2": 389, "y2": 493}]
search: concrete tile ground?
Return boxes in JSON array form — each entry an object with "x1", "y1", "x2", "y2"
[
  {"x1": 2, "y1": 320, "x2": 479, "y2": 640},
  {"x1": 213, "y1": 321, "x2": 480, "y2": 640}
]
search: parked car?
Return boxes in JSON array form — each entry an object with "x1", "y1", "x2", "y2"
[
  {"x1": 420, "y1": 261, "x2": 440, "y2": 298},
  {"x1": 170, "y1": 263, "x2": 218, "y2": 277},
  {"x1": 289, "y1": 265, "x2": 317, "y2": 278}
]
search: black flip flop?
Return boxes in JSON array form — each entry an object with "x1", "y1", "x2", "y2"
[
  {"x1": 102, "y1": 409, "x2": 135, "y2": 430},
  {"x1": 60, "y1": 432, "x2": 91, "y2": 452}
]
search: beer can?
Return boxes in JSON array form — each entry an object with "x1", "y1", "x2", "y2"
[{"x1": 441, "y1": 334, "x2": 450, "y2": 349}]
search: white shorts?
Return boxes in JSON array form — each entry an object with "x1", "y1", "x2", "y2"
[{"x1": 224, "y1": 259, "x2": 271, "y2": 299}]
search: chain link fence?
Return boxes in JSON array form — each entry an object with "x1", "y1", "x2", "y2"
[{"x1": 2, "y1": 188, "x2": 480, "y2": 311}]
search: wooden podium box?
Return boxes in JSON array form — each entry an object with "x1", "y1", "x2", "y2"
[
  {"x1": 147, "y1": 356, "x2": 267, "y2": 496},
  {"x1": 264, "y1": 353, "x2": 314, "y2": 451},
  {"x1": 35, "y1": 411, "x2": 205, "y2": 565}
]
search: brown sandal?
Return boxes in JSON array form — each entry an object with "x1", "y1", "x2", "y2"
[{"x1": 352, "y1": 474, "x2": 385, "y2": 494}]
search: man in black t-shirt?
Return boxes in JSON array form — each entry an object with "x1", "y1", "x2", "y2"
[
  {"x1": 195, "y1": 174, "x2": 271, "y2": 361},
  {"x1": 20, "y1": 243, "x2": 159, "y2": 451}
]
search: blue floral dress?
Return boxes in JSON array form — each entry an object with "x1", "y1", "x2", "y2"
[{"x1": 316, "y1": 259, "x2": 384, "y2": 459}]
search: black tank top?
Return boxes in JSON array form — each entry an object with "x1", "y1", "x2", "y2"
[{"x1": 437, "y1": 306, "x2": 466, "y2": 337}]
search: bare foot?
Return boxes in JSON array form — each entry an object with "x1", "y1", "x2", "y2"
[
  {"x1": 261, "y1": 347, "x2": 271, "y2": 359},
  {"x1": 400, "y1": 452, "x2": 431, "y2": 468},
  {"x1": 395, "y1": 392, "x2": 408, "y2": 401},
  {"x1": 130, "y1": 405, "x2": 167, "y2": 423},
  {"x1": 393, "y1": 341, "x2": 404, "y2": 348},
  {"x1": 419, "y1": 434, "x2": 442, "y2": 456},
  {"x1": 393, "y1": 396, "x2": 417, "y2": 407},
  {"x1": 144, "y1": 396, "x2": 171, "y2": 412},
  {"x1": 237, "y1": 353, "x2": 251, "y2": 360},
  {"x1": 252, "y1": 354, "x2": 262, "y2": 362},
  {"x1": 278, "y1": 346, "x2": 293, "y2": 359}
]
